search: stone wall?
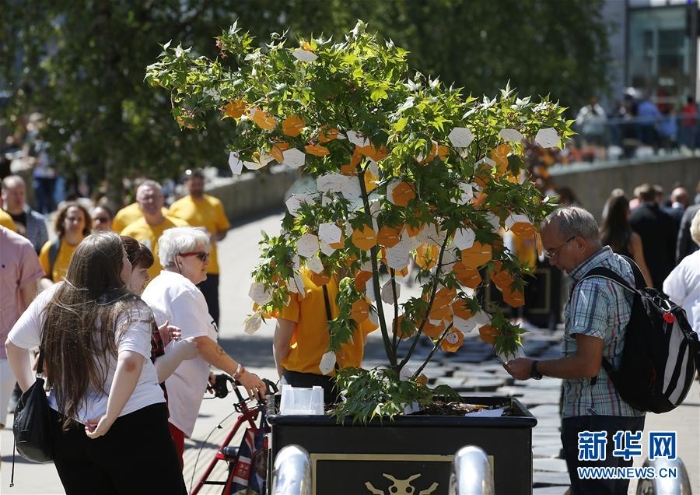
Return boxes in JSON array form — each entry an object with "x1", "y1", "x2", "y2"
[{"x1": 549, "y1": 156, "x2": 700, "y2": 220}]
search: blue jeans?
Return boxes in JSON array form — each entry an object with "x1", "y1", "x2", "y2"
[{"x1": 561, "y1": 415, "x2": 645, "y2": 495}]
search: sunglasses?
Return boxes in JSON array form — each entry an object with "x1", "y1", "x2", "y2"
[{"x1": 179, "y1": 251, "x2": 210, "y2": 262}]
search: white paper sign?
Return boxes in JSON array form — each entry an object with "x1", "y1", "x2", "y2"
[
  {"x1": 248, "y1": 282, "x2": 272, "y2": 305},
  {"x1": 297, "y1": 233, "x2": 320, "y2": 258},
  {"x1": 228, "y1": 152, "x2": 243, "y2": 175},
  {"x1": 448, "y1": 127, "x2": 474, "y2": 148},
  {"x1": 535, "y1": 128, "x2": 560, "y2": 148}
]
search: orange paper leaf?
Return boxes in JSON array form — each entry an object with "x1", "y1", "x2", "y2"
[
  {"x1": 224, "y1": 100, "x2": 247, "y2": 119},
  {"x1": 389, "y1": 181, "x2": 416, "y2": 207},
  {"x1": 250, "y1": 107, "x2": 276, "y2": 130},
  {"x1": 452, "y1": 261, "x2": 482, "y2": 289},
  {"x1": 461, "y1": 242, "x2": 493, "y2": 269},
  {"x1": 351, "y1": 299, "x2": 370, "y2": 323},
  {"x1": 478, "y1": 324, "x2": 500, "y2": 345},
  {"x1": 318, "y1": 126, "x2": 339, "y2": 143},
  {"x1": 377, "y1": 226, "x2": 401, "y2": 248},
  {"x1": 351, "y1": 225, "x2": 377, "y2": 251},
  {"x1": 305, "y1": 144, "x2": 330, "y2": 157},
  {"x1": 440, "y1": 329, "x2": 465, "y2": 352},
  {"x1": 282, "y1": 115, "x2": 305, "y2": 137}
]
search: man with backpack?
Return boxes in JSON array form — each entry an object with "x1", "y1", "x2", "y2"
[{"x1": 504, "y1": 206, "x2": 645, "y2": 495}]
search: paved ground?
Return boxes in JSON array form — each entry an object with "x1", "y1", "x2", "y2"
[{"x1": 1, "y1": 210, "x2": 698, "y2": 494}]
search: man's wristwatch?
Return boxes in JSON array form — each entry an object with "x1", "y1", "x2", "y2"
[{"x1": 530, "y1": 360, "x2": 543, "y2": 380}]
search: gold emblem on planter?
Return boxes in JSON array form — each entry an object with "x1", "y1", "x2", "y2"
[{"x1": 364, "y1": 473, "x2": 438, "y2": 495}]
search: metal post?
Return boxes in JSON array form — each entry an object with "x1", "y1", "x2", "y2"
[
  {"x1": 449, "y1": 445, "x2": 495, "y2": 495},
  {"x1": 270, "y1": 445, "x2": 312, "y2": 495},
  {"x1": 635, "y1": 456, "x2": 693, "y2": 495}
]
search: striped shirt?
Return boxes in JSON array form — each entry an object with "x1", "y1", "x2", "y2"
[{"x1": 562, "y1": 246, "x2": 645, "y2": 418}]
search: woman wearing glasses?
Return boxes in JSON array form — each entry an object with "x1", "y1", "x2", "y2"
[{"x1": 141, "y1": 226, "x2": 265, "y2": 467}]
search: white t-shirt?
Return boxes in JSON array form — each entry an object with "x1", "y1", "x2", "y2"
[
  {"x1": 141, "y1": 270, "x2": 217, "y2": 437},
  {"x1": 663, "y1": 250, "x2": 700, "y2": 335},
  {"x1": 7, "y1": 283, "x2": 165, "y2": 423}
]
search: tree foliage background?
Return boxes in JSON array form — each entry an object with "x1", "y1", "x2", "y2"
[{"x1": 0, "y1": 0, "x2": 611, "y2": 203}]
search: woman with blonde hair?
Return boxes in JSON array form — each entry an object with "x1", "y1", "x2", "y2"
[{"x1": 6, "y1": 232, "x2": 186, "y2": 494}]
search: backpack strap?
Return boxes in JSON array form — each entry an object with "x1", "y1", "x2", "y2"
[
  {"x1": 47, "y1": 238, "x2": 61, "y2": 282},
  {"x1": 577, "y1": 256, "x2": 641, "y2": 386}
]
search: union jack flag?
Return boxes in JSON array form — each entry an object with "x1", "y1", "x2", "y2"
[{"x1": 230, "y1": 425, "x2": 267, "y2": 494}]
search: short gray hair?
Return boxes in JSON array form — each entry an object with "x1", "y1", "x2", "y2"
[
  {"x1": 158, "y1": 226, "x2": 211, "y2": 268},
  {"x1": 542, "y1": 206, "x2": 601, "y2": 244},
  {"x1": 691, "y1": 209, "x2": 700, "y2": 247}
]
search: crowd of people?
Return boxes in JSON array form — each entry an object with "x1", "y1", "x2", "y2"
[
  {"x1": 572, "y1": 90, "x2": 700, "y2": 162},
  {"x1": 3, "y1": 125, "x2": 700, "y2": 493}
]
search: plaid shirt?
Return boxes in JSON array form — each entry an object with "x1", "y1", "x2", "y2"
[{"x1": 562, "y1": 246, "x2": 645, "y2": 418}]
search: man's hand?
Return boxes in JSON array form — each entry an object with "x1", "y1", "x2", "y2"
[{"x1": 504, "y1": 358, "x2": 535, "y2": 380}]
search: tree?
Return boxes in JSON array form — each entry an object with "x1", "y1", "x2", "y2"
[
  {"x1": 146, "y1": 20, "x2": 572, "y2": 421},
  {"x1": 1, "y1": 0, "x2": 609, "y2": 205}
]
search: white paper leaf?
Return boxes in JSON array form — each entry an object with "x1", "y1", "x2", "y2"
[
  {"x1": 293, "y1": 49, "x2": 318, "y2": 63},
  {"x1": 386, "y1": 243, "x2": 410, "y2": 270},
  {"x1": 448, "y1": 127, "x2": 474, "y2": 148},
  {"x1": 297, "y1": 233, "x2": 320, "y2": 258},
  {"x1": 499, "y1": 128, "x2": 524, "y2": 142},
  {"x1": 306, "y1": 255, "x2": 324, "y2": 274},
  {"x1": 248, "y1": 282, "x2": 272, "y2": 305},
  {"x1": 319, "y1": 351, "x2": 336, "y2": 375},
  {"x1": 535, "y1": 128, "x2": 560, "y2": 148},
  {"x1": 228, "y1": 152, "x2": 243, "y2": 175},
  {"x1": 381, "y1": 280, "x2": 400, "y2": 305},
  {"x1": 282, "y1": 148, "x2": 306, "y2": 169},
  {"x1": 505, "y1": 213, "x2": 531, "y2": 229},
  {"x1": 285, "y1": 193, "x2": 313, "y2": 217},
  {"x1": 320, "y1": 241, "x2": 336, "y2": 256},
  {"x1": 347, "y1": 130, "x2": 369, "y2": 147},
  {"x1": 365, "y1": 277, "x2": 377, "y2": 302},
  {"x1": 243, "y1": 312, "x2": 263, "y2": 335},
  {"x1": 453, "y1": 228, "x2": 476, "y2": 250},
  {"x1": 318, "y1": 223, "x2": 342, "y2": 245}
]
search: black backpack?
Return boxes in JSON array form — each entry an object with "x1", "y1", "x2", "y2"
[{"x1": 581, "y1": 257, "x2": 699, "y2": 413}]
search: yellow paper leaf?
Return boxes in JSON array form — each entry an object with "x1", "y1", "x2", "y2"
[
  {"x1": 305, "y1": 144, "x2": 330, "y2": 157},
  {"x1": 224, "y1": 100, "x2": 247, "y2": 119},
  {"x1": 250, "y1": 107, "x2": 276, "y2": 130},
  {"x1": 351, "y1": 225, "x2": 377, "y2": 251}
]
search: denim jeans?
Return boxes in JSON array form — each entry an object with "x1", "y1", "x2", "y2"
[{"x1": 561, "y1": 415, "x2": 645, "y2": 495}]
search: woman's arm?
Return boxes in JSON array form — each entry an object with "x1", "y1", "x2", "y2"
[
  {"x1": 273, "y1": 319, "x2": 295, "y2": 379},
  {"x1": 630, "y1": 233, "x2": 654, "y2": 287},
  {"x1": 155, "y1": 337, "x2": 198, "y2": 382},
  {"x1": 195, "y1": 337, "x2": 266, "y2": 399},
  {"x1": 85, "y1": 350, "x2": 144, "y2": 439},
  {"x1": 5, "y1": 340, "x2": 35, "y2": 392}
]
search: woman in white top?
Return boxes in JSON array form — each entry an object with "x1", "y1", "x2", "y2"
[
  {"x1": 141, "y1": 226, "x2": 266, "y2": 467},
  {"x1": 6, "y1": 232, "x2": 186, "y2": 494},
  {"x1": 664, "y1": 209, "x2": 700, "y2": 335}
]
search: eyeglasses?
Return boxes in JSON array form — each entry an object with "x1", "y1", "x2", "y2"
[
  {"x1": 543, "y1": 236, "x2": 576, "y2": 259},
  {"x1": 179, "y1": 251, "x2": 210, "y2": 262},
  {"x1": 93, "y1": 217, "x2": 110, "y2": 222}
]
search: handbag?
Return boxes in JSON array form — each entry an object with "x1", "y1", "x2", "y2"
[{"x1": 12, "y1": 346, "x2": 54, "y2": 463}]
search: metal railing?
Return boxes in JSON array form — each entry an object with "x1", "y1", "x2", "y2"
[
  {"x1": 448, "y1": 445, "x2": 495, "y2": 495},
  {"x1": 270, "y1": 445, "x2": 312, "y2": 495}
]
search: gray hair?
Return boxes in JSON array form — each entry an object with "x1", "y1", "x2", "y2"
[
  {"x1": 158, "y1": 226, "x2": 211, "y2": 268},
  {"x1": 542, "y1": 206, "x2": 601, "y2": 244},
  {"x1": 136, "y1": 180, "x2": 164, "y2": 199},
  {"x1": 691, "y1": 209, "x2": 700, "y2": 247}
]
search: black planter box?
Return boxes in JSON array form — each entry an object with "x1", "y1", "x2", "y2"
[{"x1": 268, "y1": 396, "x2": 537, "y2": 495}]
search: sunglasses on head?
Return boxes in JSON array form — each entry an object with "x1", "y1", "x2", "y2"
[{"x1": 179, "y1": 251, "x2": 209, "y2": 262}]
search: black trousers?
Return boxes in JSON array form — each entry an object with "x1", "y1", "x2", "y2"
[
  {"x1": 283, "y1": 370, "x2": 339, "y2": 405},
  {"x1": 50, "y1": 403, "x2": 186, "y2": 495},
  {"x1": 197, "y1": 273, "x2": 220, "y2": 326}
]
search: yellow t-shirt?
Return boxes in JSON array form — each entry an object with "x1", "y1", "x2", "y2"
[
  {"x1": 39, "y1": 238, "x2": 79, "y2": 281},
  {"x1": 0, "y1": 209, "x2": 17, "y2": 232},
  {"x1": 276, "y1": 270, "x2": 377, "y2": 375},
  {"x1": 112, "y1": 202, "x2": 169, "y2": 233},
  {"x1": 168, "y1": 194, "x2": 230, "y2": 274},
  {"x1": 120, "y1": 215, "x2": 189, "y2": 280}
]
